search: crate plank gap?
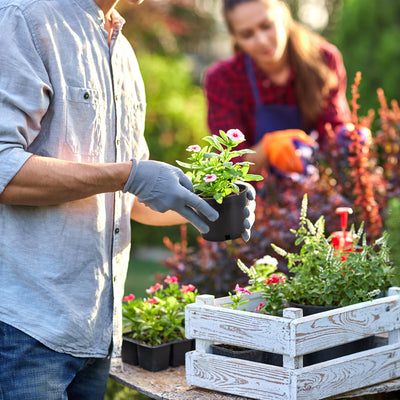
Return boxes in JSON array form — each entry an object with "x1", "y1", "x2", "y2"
[{"x1": 185, "y1": 288, "x2": 400, "y2": 400}]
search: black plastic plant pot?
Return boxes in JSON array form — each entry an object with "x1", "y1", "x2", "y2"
[
  {"x1": 137, "y1": 341, "x2": 172, "y2": 372},
  {"x1": 201, "y1": 183, "x2": 248, "y2": 242},
  {"x1": 121, "y1": 335, "x2": 139, "y2": 366},
  {"x1": 169, "y1": 339, "x2": 195, "y2": 367},
  {"x1": 211, "y1": 344, "x2": 264, "y2": 363}
]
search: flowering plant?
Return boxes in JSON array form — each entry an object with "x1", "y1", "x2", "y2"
[
  {"x1": 122, "y1": 276, "x2": 197, "y2": 346},
  {"x1": 176, "y1": 129, "x2": 263, "y2": 203},
  {"x1": 237, "y1": 194, "x2": 394, "y2": 315}
]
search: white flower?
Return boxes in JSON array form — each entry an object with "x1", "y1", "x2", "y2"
[
  {"x1": 186, "y1": 144, "x2": 201, "y2": 152},
  {"x1": 203, "y1": 174, "x2": 217, "y2": 183},
  {"x1": 226, "y1": 129, "x2": 245, "y2": 142},
  {"x1": 255, "y1": 255, "x2": 278, "y2": 267}
]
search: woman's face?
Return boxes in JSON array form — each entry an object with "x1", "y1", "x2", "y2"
[{"x1": 227, "y1": 0, "x2": 288, "y2": 70}]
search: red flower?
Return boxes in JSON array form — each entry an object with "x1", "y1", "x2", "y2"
[
  {"x1": 146, "y1": 283, "x2": 163, "y2": 294},
  {"x1": 145, "y1": 296, "x2": 160, "y2": 304},
  {"x1": 164, "y1": 275, "x2": 178, "y2": 284},
  {"x1": 123, "y1": 293, "x2": 135, "y2": 302},
  {"x1": 181, "y1": 284, "x2": 195, "y2": 293},
  {"x1": 255, "y1": 302, "x2": 264, "y2": 312},
  {"x1": 264, "y1": 274, "x2": 286, "y2": 285}
]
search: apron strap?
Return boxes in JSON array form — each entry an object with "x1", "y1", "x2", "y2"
[{"x1": 245, "y1": 54, "x2": 262, "y2": 108}]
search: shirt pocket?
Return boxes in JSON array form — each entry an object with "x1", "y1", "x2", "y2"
[{"x1": 65, "y1": 86, "x2": 104, "y2": 157}]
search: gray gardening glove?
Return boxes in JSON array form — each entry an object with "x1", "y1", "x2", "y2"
[
  {"x1": 123, "y1": 159, "x2": 219, "y2": 234},
  {"x1": 240, "y1": 181, "x2": 256, "y2": 242}
]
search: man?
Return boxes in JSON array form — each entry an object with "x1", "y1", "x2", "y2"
[{"x1": 0, "y1": 0, "x2": 254, "y2": 398}]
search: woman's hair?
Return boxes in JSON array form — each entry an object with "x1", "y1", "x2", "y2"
[{"x1": 223, "y1": 0, "x2": 338, "y2": 129}]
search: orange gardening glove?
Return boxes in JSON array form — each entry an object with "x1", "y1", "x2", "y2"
[{"x1": 261, "y1": 129, "x2": 316, "y2": 174}]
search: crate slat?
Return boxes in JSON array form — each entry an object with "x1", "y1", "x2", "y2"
[
  {"x1": 295, "y1": 343, "x2": 400, "y2": 399},
  {"x1": 185, "y1": 303, "x2": 291, "y2": 354},
  {"x1": 293, "y1": 295, "x2": 400, "y2": 355},
  {"x1": 186, "y1": 351, "x2": 291, "y2": 400}
]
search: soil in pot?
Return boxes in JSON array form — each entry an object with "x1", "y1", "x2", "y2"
[{"x1": 201, "y1": 183, "x2": 248, "y2": 242}]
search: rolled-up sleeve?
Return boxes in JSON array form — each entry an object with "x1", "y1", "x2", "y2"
[{"x1": 0, "y1": 5, "x2": 52, "y2": 193}]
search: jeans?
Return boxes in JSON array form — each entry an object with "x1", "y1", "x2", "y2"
[{"x1": 0, "y1": 321, "x2": 111, "y2": 400}]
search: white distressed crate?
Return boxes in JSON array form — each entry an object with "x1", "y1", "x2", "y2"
[{"x1": 185, "y1": 287, "x2": 400, "y2": 400}]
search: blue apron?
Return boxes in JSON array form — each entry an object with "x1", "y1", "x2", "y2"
[{"x1": 245, "y1": 55, "x2": 303, "y2": 144}]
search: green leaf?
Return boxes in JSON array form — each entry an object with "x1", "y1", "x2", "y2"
[
  {"x1": 176, "y1": 160, "x2": 195, "y2": 169},
  {"x1": 243, "y1": 174, "x2": 264, "y2": 181},
  {"x1": 219, "y1": 129, "x2": 228, "y2": 142}
]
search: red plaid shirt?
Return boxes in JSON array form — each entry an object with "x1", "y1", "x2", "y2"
[{"x1": 204, "y1": 41, "x2": 351, "y2": 148}]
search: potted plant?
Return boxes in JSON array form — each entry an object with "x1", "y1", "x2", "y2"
[
  {"x1": 122, "y1": 275, "x2": 197, "y2": 371},
  {"x1": 236, "y1": 194, "x2": 395, "y2": 365},
  {"x1": 176, "y1": 129, "x2": 263, "y2": 241}
]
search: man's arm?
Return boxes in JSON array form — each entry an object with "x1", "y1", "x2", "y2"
[
  {"x1": 130, "y1": 200, "x2": 187, "y2": 226},
  {"x1": 0, "y1": 155, "x2": 132, "y2": 205}
]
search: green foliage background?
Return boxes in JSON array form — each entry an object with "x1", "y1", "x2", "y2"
[
  {"x1": 131, "y1": 52, "x2": 208, "y2": 246},
  {"x1": 331, "y1": 0, "x2": 400, "y2": 118}
]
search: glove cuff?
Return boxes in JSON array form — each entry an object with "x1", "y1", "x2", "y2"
[
  {"x1": 261, "y1": 133, "x2": 273, "y2": 158},
  {"x1": 122, "y1": 159, "x2": 138, "y2": 193}
]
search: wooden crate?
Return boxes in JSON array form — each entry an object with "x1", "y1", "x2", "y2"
[{"x1": 185, "y1": 288, "x2": 400, "y2": 400}]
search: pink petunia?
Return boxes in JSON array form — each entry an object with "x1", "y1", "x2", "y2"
[
  {"x1": 181, "y1": 284, "x2": 196, "y2": 293},
  {"x1": 123, "y1": 293, "x2": 135, "y2": 302},
  {"x1": 203, "y1": 174, "x2": 217, "y2": 183},
  {"x1": 164, "y1": 275, "x2": 178, "y2": 284},
  {"x1": 255, "y1": 302, "x2": 264, "y2": 312},
  {"x1": 186, "y1": 144, "x2": 201, "y2": 152},
  {"x1": 146, "y1": 283, "x2": 163, "y2": 294},
  {"x1": 145, "y1": 296, "x2": 160, "y2": 304},
  {"x1": 234, "y1": 284, "x2": 251, "y2": 295},
  {"x1": 226, "y1": 129, "x2": 245, "y2": 142}
]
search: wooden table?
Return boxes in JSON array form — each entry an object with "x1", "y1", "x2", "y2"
[{"x1": 110, "y1": 358, "x2": 400, "y2": 400}]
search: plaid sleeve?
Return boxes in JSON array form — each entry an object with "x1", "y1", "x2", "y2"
[
  {"x1": 204, "y1": 63, "x2": 250, "y2": 148},
  {"x1": 317, "y1": 43, "x2": 351, "y2": 137}
]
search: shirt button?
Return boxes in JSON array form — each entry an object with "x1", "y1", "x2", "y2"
[
  {"x1": 83, "y1": 92, "x2": 90, "y2": 99},
  {"x1": 115, "y1": 228, "x2": 120, "y2": 234}
]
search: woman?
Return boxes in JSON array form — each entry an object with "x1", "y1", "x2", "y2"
[{"x1": 204, "y1": 0, "x2": 351, "y2": 175}]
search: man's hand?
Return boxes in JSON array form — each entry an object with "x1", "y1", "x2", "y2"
[
  {"x1": 123, "y1": 159, "x2": 219, "y2": 234},
  {"x1": 261, "y1": 129, "x2": 317, "y2": 175}
]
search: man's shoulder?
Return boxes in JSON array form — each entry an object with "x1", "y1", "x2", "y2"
[
  {"x1": 1, "y1": 0, "x2": 36, "y2": 9},
  {"x1": 0, "y1": 0, "x2": 57, "y2": 12}
]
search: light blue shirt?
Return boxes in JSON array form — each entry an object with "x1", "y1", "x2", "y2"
[{"x1": 0, "y1": 0, "x2": 148, "y2": 357}]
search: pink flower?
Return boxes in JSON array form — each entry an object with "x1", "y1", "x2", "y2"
[
  {"x1": 265, "y1": 274, "x2": 286, "y2": 285},
  {"x1": 123, "y1": 293, "x2": 135, "y2": 302},
  {"x1": 226, "y1": 129, "x2": 245, "y2": 142},
  {"x1": 203, "y1": 174, "x2": 217, "y2": 183},
  {"x1": 145, "y1": 296, "x2": 160, "y2": 304},
  {"x1": 164, "y1": 275, "x2": 178, "y2": 284},
  {"x1": 234, "y1": 284, "x2": 251, "y2": 295},
  {"x1": 186, "y1": 144, "x2": 201, "y2": 152},
  {"x1": 146, "y1": 283, "x2": 163, "y2": 294},
  {"x1": 181, "y1": 284, "x2": 196, "y2": 293},
  {"x1": 255, "y1": 302, "x2": 264, "y2": 312}
]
